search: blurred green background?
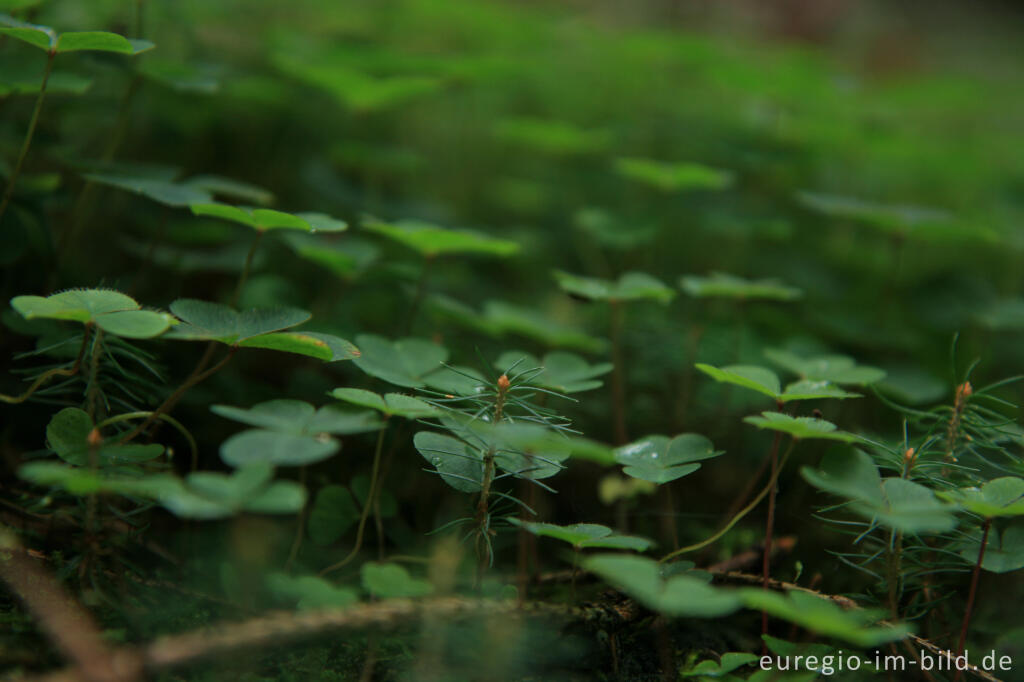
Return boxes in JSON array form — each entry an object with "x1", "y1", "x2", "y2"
[{"x1": 3, "y1": 0, "x2": 1024, "y2": 677}]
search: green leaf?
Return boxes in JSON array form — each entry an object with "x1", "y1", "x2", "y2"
[
  {"x1": 681, "y1": 273, "x2": 802, "y2": 301},
  {"x1": 362, "y1": 217, "x2": 519, "y2": 258},
  {"x1": 83, "y1": 173, "x2": 212, "y2": 207},
  {"x1": 18, "y1": 462, "x2": 305, "y2": 519},
  {"x1": 45, "y1": 408, "x2": 163, "y2": 466},
  {"x1": 696, "y1": 364, "x2": 781, "y2": 399},
  {"x1": 212, "y1": 399, "x2": 382, "y2": 435},
  {"x1": 361, "y1": 562, "x2": 433, "y2": 598},
  {"x1": 938, "y1": 478, "x2": 1024, "y2": 518},
  {"x1": 957, "y1": 523, "x2": 1024, "y2": 574},
  {"x1": 554, "y1": 270, "x2": 675, "y2": 304},
  {"x1": 271, "y1": 52, "x2": 441, "y2": 112},
  {"x1": 740, "y1": 589, "x2": 910, "y2": 647},
  {"x1": 493, "y1": 117, "x2": 610, "y2": 156},
  {"x1": 413, "y1": 431, "x2": 484, "y2": 493},
  {"x1": 184, "y1": 175, "x2": 273, "y2": 205},
  {"x1": 743, "y1": 412, "x2": 858, "y2": 442},
  {"x1": 765, "y1": 349, "x2": 886, "y2": 386},
  {"x1": 266, "y1": 573, "x2": 358, "y2": 610},
  {"x1": 166, "y1": 299, "x2": 312, "y2": 345},
  {"x1": 56, "y1": 32, "x2": 153, "y2": 55},
  {"x1": 800, "y1": 448, "x2": 883, "y2": 505},
  {"x1": 220, "y1": 430, "x2": 340, "y2": 467},
  {"x1": 509, "y1": 520, "x2": 652, "y2": 551},
  {"x1": 352, "y1": 335, "x2": 448, "y2": 388},
  {"x1": 696, "y1": 364, "x2": 857, "y2": 403},
  {"x1": 682, "y1": 652, "x2": 758, "y2": 678},
  {"x1": 496, "y1": 350, "x2": 612, "y2": 394},
  {"x1": 803, "y1": 450, "x2": 955, "y2": 532},
  {"x1": 237, "y1": 331, "x2": 334, "y2": 361},
  {"x1": 614, "y1": 157, "x2": 733, "y2": 192},
  {"x1": 307, "y1": 485, "x2": 359, "y2": 546},
  {"x1": 11, "y1": 288, "x2": 174, "y2": 338},
  {"x1": 0, "y1": 16, "x2": 55, "y2": 51},
  {"x1": 281, "y1": 233, "x2": 378, "y2": 279},
  {"x1": 585, "y1": 554, "x2": 741, "y2": 617},
  {"x1": 190, "y1": 203, "x2": 345, "y2": 233},
  {"x1": 615, "y1": 434, "x2": 722, "y2": 484},
  {"x1": 330, "y1": 388, "x2": 439, "y2": 419}
]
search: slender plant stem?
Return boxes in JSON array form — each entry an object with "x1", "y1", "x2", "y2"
[
  {"x1": 1, "y1": 325, "x2": 90, "y2": 404},
  {"x1": 955, "y1": 518, "x2": 991, "y2": 681},
  {"x1": 609, "y1": 300, "x2": 627, "y2": 445},
  {"x1": 887, "y1": 529, "x2": 904, "y2": 620},
  {"x1": 761, "y1": 430, "x2": 783, "y2": 642},
  {"x1": 285, "y1": 466, "x2": 309, "y2": 571},
  {"x1": 661, "y1": 439, "x2": 795, "y2": 562},
  {"x1": 320, "y1": 425, "x2": 388, "y2": 576},
  {"x1": 85, "y1": 328, "x2": 105, "y2": 421},
  {"x1": 474, "y1": 376, "x2": 509, "y2": 584},
  {"x1": 0, "y1": 50, "x2": 55, "y2": 226}
]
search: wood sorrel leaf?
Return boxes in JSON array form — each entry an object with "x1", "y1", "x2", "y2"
[
  {"x1": 681, "y1": 272, "x2": 802, "y2": 301},
  {"x1": 509, "y1": 520, "x2": 653, "y2": 551},
  {"x1": 554, "y1": 270, "x2": 675, "y2": 304},
  {"x1": 615, "y1": 434, "x2": 722, "y2": 484},
  {"x1": 614, "y1": 157, "x2": 733, "y2": 192},
  {"x1": 362, "y1": 216, "x2": 519, "y2": 258},
  {"x1": 11, "y1": 288, "x2": 174, "y2": 338}
]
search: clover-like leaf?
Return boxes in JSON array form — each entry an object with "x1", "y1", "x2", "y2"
[
  {"x1": 84, "y1": 173, "x2": 213, "y2": 207},
  {"x1": 509, "y1": 520, "x2": 653, "y2": 552},
  {"x1": 696, "y1": 364, "x2": 858, "y2": 403},
  {"x1": 214, "y1": 400, "x2": 381, "y2": 468},
  {"x1": 352, "y1": 335, "x2": 448, "y2": 388},
  {"x1": 585, "y1": 554, "x2": 741, "y2": 617},
  {"x1": 330, "y1": 388, "x2": 439, "y2": 419},
  {"x1": 496, "y1": 350, "x2": 612, "y2": 394},
  {"x1": 696, "y1": 364, "x2": 781, "y2": 399},
  {"x1": 956, "y1": 524, "x2": 1024, "y2": 574},
  {"x1": 744, "y1": 412, "x2": 858, "y2": 442},
  {"x1": 615, "y1": 434, "x2": 722, "y2": 484},
  {"x1": 362, "y1": 217, "x2": 519, "y2": 258},
  {"x1": 272, "y1": 52, "x2": 441, "y2": 112},
  {"x1": 493, "y1": 117, "x2": 610, "y2": 156},
  {"x1": 166, "y1": 300, "x2": 355, "y2": 361},
  {"x1": 0, "y1": 16, "x2": 154, "y2": 55},
  {"x1": 413, "y1": 431, "x2": 484, "y2": 493},
  {"x1": 800, "y1": 448, "x2": 883, "y2": 505},
  {"x1": 681, "y1": 272, "x2": 802, "y2": 301},
  {"x1": 938, "y1": 478, "x2": 1024, "y2": 518},
  {"x1": 554, "y1": 270, "x2": 675, "y2": 304},
  {"x1": 614, "y1": 157, "x2": 733, "y2": 192},
  {"x1": 11, "y1": 288, "x2": 174, "y2": 338},
  {"x1": 765, "y1": 348, "x2": 886, "y2": 386},
  {"x1": 802, "y1": 450, "x2": 955, "y2": 532},
  {"x1": 739, "y1": 589, "x2": 910, "y2": 647},
  {"x1": 361, "y1": 562, "x2": 433, "y2": 598},
  {"x1": 167, "y1": 299, "x2": 308, "y2": 342},
  {"x1": 46, "y1": 407, "x2": 163, "y2": 466},
  {"x1": 19, "y1": 461, "x2": 305, "y2": 519},
  {"x1": 266, "y1": 573, "x2": 358, "y2": 610},
  {"x1": 190, "y1": 202, "x2": 346, "y2": 233},
  {"x1": 280, "y1": 233, "x2": 378, "y2": 280},
  {"x1": 681, "y1": 652, "x2": 758, "y2": 678}
]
